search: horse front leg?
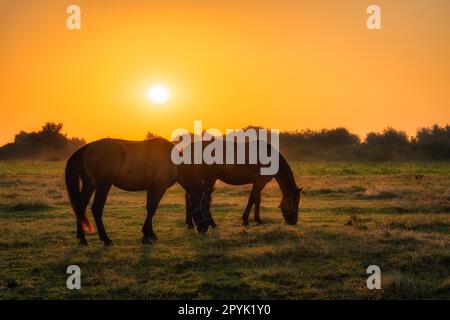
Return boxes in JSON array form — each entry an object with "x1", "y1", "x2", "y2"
[
  {"x1": 253, "y1": 181, "x2": 267, "y2": 224},
  {"x1": 142, "y1": 187, "x2": 166, "y2": 244},
  {"x1": 209, "y1": 215, "x2": 217, "y2": 228},
  {"x1": 242, "y1": 200, "x2": 254, "y2": 226},
  {"x1": 242, "y1": 181, "x2": 267, "y2": 226},
  {"x1": 253, "y1": 191, "x2": 262, "y2": 224}
]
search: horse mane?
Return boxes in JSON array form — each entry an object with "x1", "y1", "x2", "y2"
[{"x1": 275, "y1": 154, "x2": 298, "y2": 197}]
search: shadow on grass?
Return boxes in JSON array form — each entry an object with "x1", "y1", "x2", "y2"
[
  {"x1": 307, "y1": 204, "x2": 450, "y2": 215},
  {"x1": 388, "y1": 221, "x2": 450, "y2": 234},
  {"x1": 181, "y1": 225, "x2": 337, "y2": 299}
]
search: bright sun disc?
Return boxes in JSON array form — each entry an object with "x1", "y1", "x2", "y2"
[{"x1": 147, "y1": 85, "x2": 170, "y2": 105}]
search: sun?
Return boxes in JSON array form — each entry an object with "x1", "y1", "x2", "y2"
[{"x1": 147, "y1": 85, "x2": 170, "y2": 105}]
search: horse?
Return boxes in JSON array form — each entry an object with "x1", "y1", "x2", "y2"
[
  {"x1": 177, "y1": 161, "x2": 217, "y2": 229},
  {"x1": 184, "y1": 139, "x2": 302, "y2": 228},
  {"x1": 65, "y1": 138, "x2": 212, "y2": 246}
]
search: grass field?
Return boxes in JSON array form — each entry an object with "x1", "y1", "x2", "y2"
[{"x1": 0, "y1": 161, "x2": 449, "y2": 299}]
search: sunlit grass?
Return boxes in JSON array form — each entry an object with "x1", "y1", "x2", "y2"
[{"x1": 0, "y1": 161, "x2": 449, "y2": 299}]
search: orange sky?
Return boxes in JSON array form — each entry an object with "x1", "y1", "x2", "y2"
[{"x1": 0, "y1": 0, "x2": 449, "y2": 145}]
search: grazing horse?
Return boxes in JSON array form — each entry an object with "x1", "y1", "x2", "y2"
[
  {"x1": 177, "y1": 161, "x2": 216, "y2": 229},
  {"x1": 184, "y1": 140, "x2": 302, "y2": 227},
  {"x1": 65, "y1": 138, "x2": 211, "y2": 246}
]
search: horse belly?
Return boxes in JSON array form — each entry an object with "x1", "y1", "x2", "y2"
[
  {"x1": 217, "y1": 164, "x2": 259, "y2": 185},
  {"x1": 113, "y1": 165, "x2": 154, "y2": 191},
  {"x1": 113, "y1": 176, "x2": 150, "y2": 191}
]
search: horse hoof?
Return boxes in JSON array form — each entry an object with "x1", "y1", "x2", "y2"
[
  {"x1": 103, "y1": 239, "x2": 113, "y2": 246},
  {"x1": 186, "y1": 224, "x2": 195, "y2": 230},
  {"x1": 78, "y1": 239, "x2": 88, "y2": 246},
  {"x1": 242, "y1": 221, "x2": 249, "y2": 227},
  {"x1": 255, "y1": 220, "x2": 263, "y2": 225},
  {"x1": 142, "y1": 235, "x2": 157, "y2": 244}
]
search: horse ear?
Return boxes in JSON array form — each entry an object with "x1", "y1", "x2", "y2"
[
  {"x1": 297, "y1": 187, "x2": 303, "y2": 193},
  {"x1": 209, "y1": 187, "x2": 216, "y2": 194}
]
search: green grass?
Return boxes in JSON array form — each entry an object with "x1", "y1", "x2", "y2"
[{"x1": 0, "y1": 161, "x2": 449, "y2": 299}]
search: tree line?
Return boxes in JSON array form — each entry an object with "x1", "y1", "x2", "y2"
[
  {"x1": 278, "y1": 125, "x2": 450, "y2": 161},
  {"x1": 0, "y1": 122, "x2": 448, "y2": 161}
]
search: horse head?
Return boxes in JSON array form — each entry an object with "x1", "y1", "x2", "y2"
[
  {"x1": 187, "y1": 184, "x2": 215, "y2": 234},
  {"x1": 279, "y1": 186, "x2": 303, "y2": 225}
]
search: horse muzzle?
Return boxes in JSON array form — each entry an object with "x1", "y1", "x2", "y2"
[
  {"x1": 192, "y1": 208, "x2": 211, "y2": 234},
  {"x1": 283, "y1": 212, "x2": 298, "y2": 225},
  {"x1": 196, "y1": 219, "x2": 210, "y2": 234}
]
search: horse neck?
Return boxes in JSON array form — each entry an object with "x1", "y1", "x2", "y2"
[{"x1": 274, "y1": 155, "x2": 297, "y2": 198}]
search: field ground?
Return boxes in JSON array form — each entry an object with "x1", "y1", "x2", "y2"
[{"x1": 0, "y1": 161, "x2": 449, "y2": 299}]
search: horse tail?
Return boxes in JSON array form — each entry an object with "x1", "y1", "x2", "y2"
[{"x1": 65, "y1": 145, "x2": 94, "y2": 233}]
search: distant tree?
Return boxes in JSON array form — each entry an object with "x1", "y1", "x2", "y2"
[
  {"x1": 413, "y1": 124, "x2": 450, "y2": 160},
  {"x1": 145, "y1": 132, "x2": 161, "y2": 140},
  {"x1": 39, "y1": 122, "x2": 66, "y2": 149},
  {"x1": 14, "y1": 131, "x2": 31, "y2": 144},
  {"x1": 41, "y1": 122, "x2": 64, "y2": 134},
  {"x1": 361, "y1": 127, "x2": 410, "y2": 161},
  {"x1": 278, "y1": 127, "x2": 361, "y2": 161},
  {"x1": 281, "y1": 128, "x2": 360, "y2": 147},
  {"x1": 365, "y1": 127, "x2": 409, "y2": 147},
  {"x1": 239, "y1": 125, "x2": 267, "y2": 141}
]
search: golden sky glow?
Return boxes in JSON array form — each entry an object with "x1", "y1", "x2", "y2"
[{"x1": 0, "y1": 0, "x2": 449, "y2": 145}]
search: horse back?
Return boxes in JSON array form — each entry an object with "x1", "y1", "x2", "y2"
[{"x1": 82, "y1": 138, "x2": 177, "y2": 190}]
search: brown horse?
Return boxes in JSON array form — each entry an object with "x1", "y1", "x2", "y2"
[
  {"x1": 183, "y1": 140, "x2": 302, "y2": 228},
  {"x1": 65, "y1": 138, "x2": 212, "y2": 246}
]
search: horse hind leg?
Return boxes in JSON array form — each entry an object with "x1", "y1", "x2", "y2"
[
  {"x1": 91, "y1": 184, "x2": 112, "y2": 246},
  {"x1": 77, "y1": 181, "x2": 94, "y2": 245}
]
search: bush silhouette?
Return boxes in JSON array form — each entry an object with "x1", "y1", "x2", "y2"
[
  {"x1": 0, "y1": 122, "x2": 85, "y2": 160},
  {"x1": 279, "y1": 128, "x2": 360, "y2": 161},
  {"x1": 360, "y1": 127, "x2": 411, "y2": 161},
  {"x1": 413, "y1": 124, "x2": 450, "y2": 160}
]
